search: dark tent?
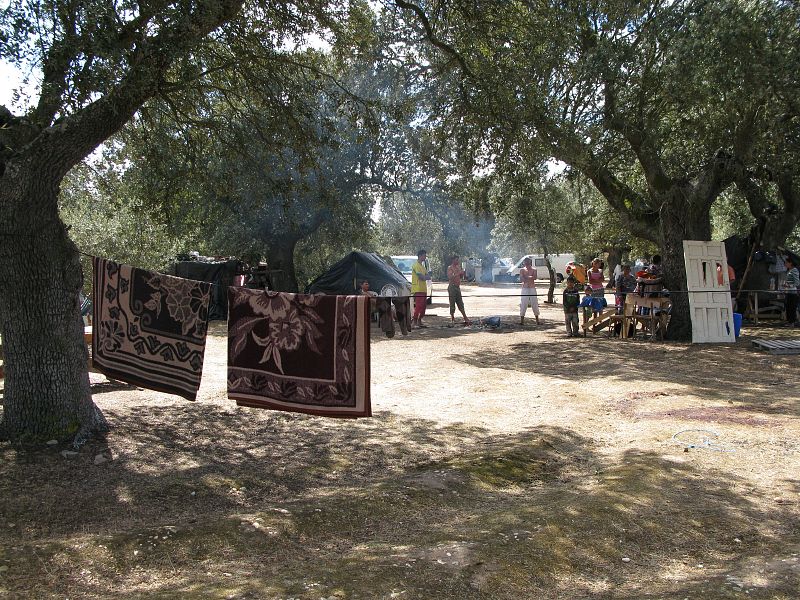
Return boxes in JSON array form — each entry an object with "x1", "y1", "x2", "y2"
[
  {"x1": 306, "y1": 252, "x2": 411, "y2": 296},
  {"x1": 172, "y1": 259, "x2": 239, "y2": 320}
]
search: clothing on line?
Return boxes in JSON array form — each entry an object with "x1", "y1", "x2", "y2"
[
  {"x1": 92, "y1": 257, "x2": 212, "y2": 401},
  {"x1": 376, "y1": 296, "x2": 411, "y2": 337},
  {"x1": 227, "y1": 287, "x2": 371, "y2": 418}
]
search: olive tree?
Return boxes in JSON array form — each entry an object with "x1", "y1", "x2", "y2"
[{"x1": 0, "y1": 0, "x2": 348, "y2": 444}]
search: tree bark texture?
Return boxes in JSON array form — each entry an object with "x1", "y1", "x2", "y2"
[
  {"x1": 266, "y1": 240, "x2": 300, "y2": 293},
  {"x1": 658, "y1": 189, "x2": 713, "y2": 342},
  {"x1": 0, "y1": 177, "x2": 102, "y2": 444},
  {"x1": 0, "y1": 0, "x2": 246, "y2": 445}
]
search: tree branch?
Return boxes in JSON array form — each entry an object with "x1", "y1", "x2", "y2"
[{"x1": 394, "y1": 0, "x2": 473, "y2": 78}]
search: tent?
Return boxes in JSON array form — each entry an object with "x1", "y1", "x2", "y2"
[
  {"x1": 306, "y1": 252, "x2": 411, "y2": 296},
  {"x1": 172, "y1": 259, "x2": 240, "y2": 320}
]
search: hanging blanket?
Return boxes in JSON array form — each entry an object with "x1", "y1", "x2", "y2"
[
  {"x1": 92, "y1": 257, "x2": 211, "y2": 400},
  {"x1": 227, "y1": 288, "x2": 371, "y2": 418}
]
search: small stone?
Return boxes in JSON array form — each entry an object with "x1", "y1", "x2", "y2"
[
  {"x1": 734, "y1": 538, "x2": 742, "y2": 543},
  {"x1": 621, "y1": 557, "x2": 631, "y2": 562},
  {"x1": 133, "y1": 550, "x2": 139, "y2": 556},
  {"x1": 61, "y1": 450, "x2": 78, "y2": 459},
  {"x1": 46, "y1": 439, "x2": 58, "y2": 446},
  {"x1": 93, "y1": 454, "x2": 108, "y2": 465}
]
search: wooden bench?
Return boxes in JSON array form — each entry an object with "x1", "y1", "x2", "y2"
[{"x1": 581, "y1": 308, "x2": 617, "y2": 336}]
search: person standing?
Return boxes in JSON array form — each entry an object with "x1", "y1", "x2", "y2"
[
  {"x1": 519, "y1": 257, "x2": 540, "y2": 325},
  {"x1": 562, "y1": 276, "x2": 580, "y2": 337},
  {"x1": 411, "y1": 249, "x2": 432, "y2": 328},
  {"x1": 614, "y1": 264, "x2": 637, "y2": 312},
  {"x1": 587, "y1": 258, "x2": 605, "y2": 299},
  {"x1": 447, "y1": 255, "x2": 471, "y2": 326},
  {"x1": 783, "y1": 256, "x2": 799, "y2": 326}
]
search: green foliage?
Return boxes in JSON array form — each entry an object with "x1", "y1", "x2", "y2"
[
  {"x1": 59, "y1": 163, "x2": 190, "y2": 294},
  {"x1": 710, "y1": 189, "x2": 756, "y2": 242}
]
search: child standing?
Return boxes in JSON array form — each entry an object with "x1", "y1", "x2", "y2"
[{"x1": 563, "y1": 276, "x2": 580, "y2": 337}]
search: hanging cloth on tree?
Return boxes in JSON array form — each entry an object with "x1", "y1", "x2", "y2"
[
  {"x1": 227, "y1": 288, "x2": 371, "y2": 418},
  {"x1": 92, "y1": 257, "x2": 212, "y2": 400}
]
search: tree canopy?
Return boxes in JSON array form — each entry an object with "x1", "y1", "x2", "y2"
[{"x1": 393, "y1": 0, "x2": 800, "y2": 338}]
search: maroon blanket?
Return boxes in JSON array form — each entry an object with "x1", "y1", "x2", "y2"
[
  {"x1": 227, "y1": 288, "x2": 371, "y2": 418},
  {"x1": 92, "y1": 257, "x2": 211, "y2": 400}
]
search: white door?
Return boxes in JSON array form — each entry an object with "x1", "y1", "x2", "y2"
[{"x1": 683, "y1": 241, "x2": 735, "y2": 343}]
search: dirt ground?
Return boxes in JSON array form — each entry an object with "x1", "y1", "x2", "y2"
[{"x1": 1, "y1": 283, "x2": 799, "y2": 599}]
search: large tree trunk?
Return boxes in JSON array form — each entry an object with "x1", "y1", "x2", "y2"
[
  {"x1": 659, "y1": 191, "x2": 713, "y2": 342},
  {"x1": 605, "y1": 247, "x2": 628, "y2": 288},
  {"x1": 265, "y1": 239, "x2": 299, "y2": 293},
  {"x1": 0, "y1": 179, "x2": 105, "y2": 445}
]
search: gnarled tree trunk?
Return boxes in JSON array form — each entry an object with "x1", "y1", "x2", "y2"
[{"x1": 0, "y1": 172, "x2": 104, "y2": 444}]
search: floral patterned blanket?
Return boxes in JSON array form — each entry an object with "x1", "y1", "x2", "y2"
[
  {"x1": 92, "y1": 257, "x2": 211, "y2": 400},
  {"x1": 227, "y1": 288, "x2": 371, "y2": 418}
]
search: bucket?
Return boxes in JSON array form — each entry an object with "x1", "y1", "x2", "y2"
[{"x1": 732, "y1": 312, "x2": 742, "y2": 339}]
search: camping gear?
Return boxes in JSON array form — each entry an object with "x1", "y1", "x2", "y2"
[
  {"x1": 173, "y1": 259, "x2": 240, "y2": 320},
  {"x1": 307, "y1": 252, "x2": 411, "y2": 296},
  {"x1": 92, "y1": 257, "x2": 212, "y2": 401},
  {"x1": 227, "y1": 288, "x2": 371, "y2": 418}
]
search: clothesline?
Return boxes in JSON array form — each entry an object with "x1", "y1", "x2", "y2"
[
  {"x1": 90, "y1": 256, "x2": 373, "y2": 418},
  {"x1": 76, "y1": 250, "x2": 788, "y2": 297}
]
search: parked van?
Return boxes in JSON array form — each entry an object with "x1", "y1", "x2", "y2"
[
  {"x1": 505, "y1": 253, "x2": 576, "y2": 283},
  {"x1": 390, "y1": 255, "x2": 433, "y2": 302}
]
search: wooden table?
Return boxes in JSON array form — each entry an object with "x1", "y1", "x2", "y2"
[
  {"x1": 747, "y1": 291, "x2": 784, "y2": 325},
  {"x1": 610, "y1": 295, "x2": 671, "y2": 341}
]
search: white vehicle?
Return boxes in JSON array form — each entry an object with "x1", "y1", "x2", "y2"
[
  {"x1": 390, "y1": 255, "x2": 433, "y2": 302},
  {"x1": 506, "y1": 253, "x2": 576, "y2": 283},
  {"x1": 474, "y1": 257, "x2": 513, "y2": 283}
]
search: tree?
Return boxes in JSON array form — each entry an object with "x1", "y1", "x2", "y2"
[
  {"x1": 0, "y1": 0, "x2": 346, "y2": 444},
  {"x1": 393, "y1": 0, "x2": 800, "y2": 339}
]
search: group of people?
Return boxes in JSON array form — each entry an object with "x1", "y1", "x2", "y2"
[
  {"x1": 561, "y1": 255, "x2": 665, "y2": 337},
  {"x1": 359, "y1": 251, "x2": 670, "y2": 336},
  {"x1": 358, "y1": 249, "x2": 471, "y2": 329}
]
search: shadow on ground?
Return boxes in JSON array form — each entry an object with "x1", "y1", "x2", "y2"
[
  {"x1": 1, "y1": 405, "x2": 797, "y2": 599},
  {"x1": 447, "y1": 338, "x2": 800, "y2": 420}
]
